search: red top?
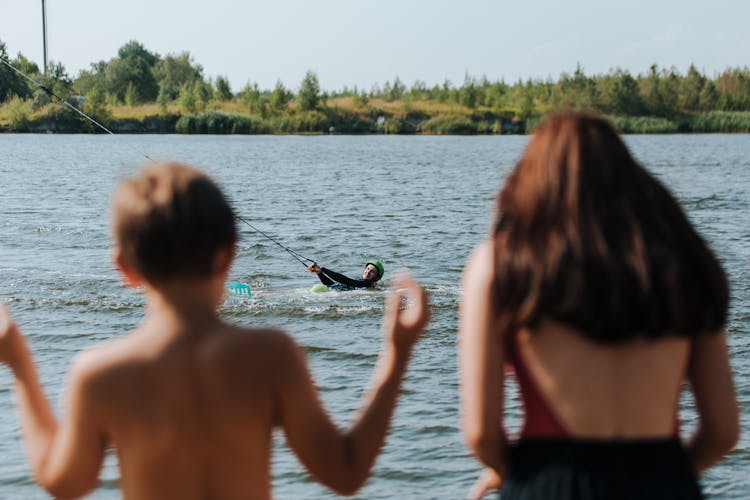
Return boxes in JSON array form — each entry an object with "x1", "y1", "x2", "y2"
[{"x1": 506, "y1": 334, "x2": 568, "y2": 437}]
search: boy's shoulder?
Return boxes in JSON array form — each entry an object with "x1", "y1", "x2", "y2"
[
  {"x1": 66, "y1": 326, "x2": 304, "y2": 401},
  {"x1": 210, "y1": 325, "x2": 304, "y2": 370},
  {"x1": 73, "y1": 325, "x2": 302, "y2": 378}
]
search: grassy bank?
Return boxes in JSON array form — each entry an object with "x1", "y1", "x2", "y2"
[
  {"x1": 2, "y1": 98, "x2": 750, "y2": 134},
  {"x1": 0, "y1": 98, "x2": 523, "y2": 134}
]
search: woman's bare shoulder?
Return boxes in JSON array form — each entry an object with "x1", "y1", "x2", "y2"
[{"x1": 462, "y1": 239, "x2": 495, "y2": 286}]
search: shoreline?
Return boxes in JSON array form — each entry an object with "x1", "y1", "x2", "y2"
[{"x1": 2, "y1": 109, "x2": 749, "y2": 135}]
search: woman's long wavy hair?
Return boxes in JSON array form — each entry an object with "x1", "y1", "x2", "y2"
[{"x1": 492, "y1": 113, "x2": 728, "y2": 342}]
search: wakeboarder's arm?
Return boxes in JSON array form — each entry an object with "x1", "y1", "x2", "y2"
[
  {"x1": 309, "y1": 263, "x2": 335, "y2": 286},
  {"x1": 320, "y1": 267, "x2": 372, "y2": 288},
  {"x1": 0, "y1": 304, "x2": 106, "y2": 498},
  {"x1": 277, "y1": 273, "x2": 428, "y2": 495},
  {"x1": 317, "y1": 270, "x2": 335, "y2": 286}
]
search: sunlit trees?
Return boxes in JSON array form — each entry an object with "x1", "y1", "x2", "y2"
[
  {"x1": 715, "y1": 67, "x2": 750, "y2": 111},
  {"x1": 597, "y1": 69, "x2": 643, "y2": 116},
  {"x1": 383, "y1": 77, "x2": 406, "y2": 102},
  {"x1": 297, "y1": 70, "x2": 321, "y2": 110},
  {"x1": 0, "y1": 40, "x2": 33, "y2": 101},
  {"x1": 214, "y1": 76, "x2": 232, "y2": 101},
  {"x1": 4, "y1": 35, "x2": 750, "y2": 134},
  {"x1": 153, "y1": 52, "x2": 204, "y2": 103},
  {"x1": 103, "y1": 41, "x2": 159, "y2": 104},
  {"x1": 270, "y1": 80, "x2": 293, "y2": 110}
]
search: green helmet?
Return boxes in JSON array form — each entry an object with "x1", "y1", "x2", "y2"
[{"x1": 365, "y1": 260, "x2": 385, "y2": 281}]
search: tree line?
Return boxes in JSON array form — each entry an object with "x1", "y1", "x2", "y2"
[{"x1": 2, "y1": 39, "x2": 750, "y2": 134}]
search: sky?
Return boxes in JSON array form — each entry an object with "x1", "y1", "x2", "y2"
[{"x1": 2, "y1": 0, "x2": 749, "y2": 92}]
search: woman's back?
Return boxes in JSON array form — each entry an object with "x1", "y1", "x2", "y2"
[{"x1": 513, "y1": 320, "x2": 689, "y2": 438}]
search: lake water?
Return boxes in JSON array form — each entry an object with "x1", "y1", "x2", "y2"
[{"x1": 0, "y1": 134, "x2": 748, "y2": 499}]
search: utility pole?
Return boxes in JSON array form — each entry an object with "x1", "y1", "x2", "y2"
[{"x1": 41, "y1": 0, "x2": 48, "y2": 74}]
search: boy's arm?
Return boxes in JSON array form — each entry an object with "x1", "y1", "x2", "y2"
[
  {"x1": 0, "y1": 305, "x2": 107, "y2": 498},
  {"x1": 277, "y1": 273, "x2": 428, "y2": 495}
]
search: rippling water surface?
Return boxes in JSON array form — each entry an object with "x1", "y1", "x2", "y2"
[{"x1": 0, "y1": 134, "x2": 748, "y2": 499}]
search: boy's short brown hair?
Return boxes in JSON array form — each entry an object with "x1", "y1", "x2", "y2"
[{"x1": 111, "y1": 162, "x2": 237, "y2": 283}]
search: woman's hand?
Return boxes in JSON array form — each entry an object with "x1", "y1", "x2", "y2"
[{"x1": 468, "y1": 467, "x2": 503, "y2": 500}]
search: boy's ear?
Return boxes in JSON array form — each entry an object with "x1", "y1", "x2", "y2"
[
  {"x1": 212, "y1": 244, "x2": 236, "y2": 276},
  {"x1": 114, "y1": 249, "x2": 143, "y2": 288}
]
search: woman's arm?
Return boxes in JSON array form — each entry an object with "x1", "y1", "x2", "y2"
[
  {"x1": 685, "y1": 331, "x2": 739, "y2": 473},
  {"x1": 277, "y1": 272, "x2": 429, "y2": 495},
  {"x1": 459, "y1": 241, "x2": 507, "y2": 479}
]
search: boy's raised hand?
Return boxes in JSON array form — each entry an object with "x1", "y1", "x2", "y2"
[
  {"x1": 384, "y1": 272, "x2": 430, "y2": 350},
  {"x1": 0, "y1": 302, "x2": 22, "y2": 367}
]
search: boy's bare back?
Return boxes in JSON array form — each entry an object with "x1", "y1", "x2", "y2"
[{"x1": 78, "y1": 321, "x2": 291, "y2": 499}]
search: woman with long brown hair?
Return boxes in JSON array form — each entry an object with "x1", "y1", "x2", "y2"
[{"x1": 459, "y1": 113, "x2": 738, "y2": 499}]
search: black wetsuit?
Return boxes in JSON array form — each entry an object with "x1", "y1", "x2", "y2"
[{"x1": 317, "y1": 267, "x2": 375, "y2": 289}]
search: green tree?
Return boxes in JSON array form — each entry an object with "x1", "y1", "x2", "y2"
[
  {"x1": 179, "y1": 82, "x2": 197, "y2": 113},
  {"x1": 11, "y1": 53, "x2": 40, "y2": 77},
  {"x1": 192, "y1": 80, "x2": 210, "y2": 111},
  {"x1": 103, "y1": 41, "x2": 160, "y2": 104},
  {"x1": 352, "y1": 88, "x2": 369, "y2": 108},
  {"x1": 715, "y1": 67, "x2": 750, "y2": 111},
  {"x1": 297, "y1": 70, "x2": 320, "y2": 110},
  {"x1": 153, "y1": 52, "x2": 203, "y2": 102},
  {"x1": 434, "y1": 79, "x2": 453, "y2": 103},
  {"x1": 698, "y1": 80, "x2": 718, "y2": 111},
  {"x1": 29, "y1": 61, "x2": 73, "y2": 108},
  {"x1": 385, "y1": 77, "x2": 406, "y2": 101},
  {"x1": 73, "y1": 66, "x2": 104, "y2": 97},
  {"x1": 214, "y1": 75, "x2": 232, "y2": 101},
  {"x1": 0, "y1": 41, "x2": 33, "y2": 101},
  {"x1": 117, "y1": 40, "x2": 158, "y2": 66},
  {"x1": 639, "y1": 64, "x2": 666, "y2": 116},
  {"x1": 270, "y1": 80, "x2": 292, "y2": 110},
  {"x1": 598, "y1": 69, "x2": 643, "y2": 115},
  {"x1": 124, "y1": 81, "x2": 138, "y2": 106},
  {"x1": 460, "y1": 75, "x2": 478, "y2": 109},
  {"x1": 407, "y1": 80, "x2": 428, "y2": 101},
  {"x1": 485, "y1": 81, "x2": 509, "y2": 109},
  {"x1": 679, "y1": 64, "x2": 706, "y2": 111},
  {"x1": 556, "y1": 64, "x2": 597, "y2": 110},
  {"x1": 5, "y1": 95, "x2": 31, "y2": 131},
  {"x1": 508, "y1": 79, "x2": 535, "y2": 120},
  {"x1": 81, "y1": 86, "x2": 111, "y2": 130},
  {"x1": 157, "y1": 86, "x2": 170, "y2": 112},
  {"x1": 239, "y1": 82, "x2": 266, "y2": 115}
]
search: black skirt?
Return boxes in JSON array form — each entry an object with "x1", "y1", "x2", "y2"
[{"x1": 500, "y1": 437, "x2": 702, "y2": 500}]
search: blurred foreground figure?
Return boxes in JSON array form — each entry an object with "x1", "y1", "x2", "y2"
[{"x1": 459, "y1": 113, "x2": 738, "y2": 499}]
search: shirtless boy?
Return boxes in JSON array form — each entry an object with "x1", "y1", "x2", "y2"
[{"x1": 0, "y1": 162, "x2": 429, "y2": 499}]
